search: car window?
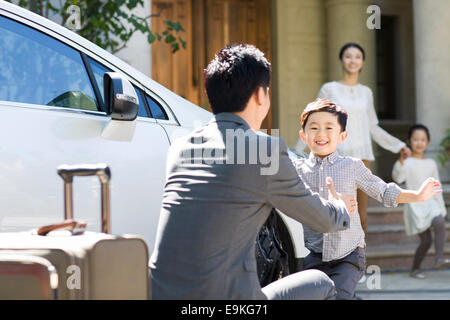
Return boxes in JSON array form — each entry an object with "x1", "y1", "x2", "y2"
[
  {"x1": 0, "y1": 16, "x2": 97, "y2": 111},
  {"x1": 87, "y1": 58, "x2": 149, "y2": 118},
  {"x1": 145, "y1": 95, "x2": 168, "y2": 120},
  {"x1": 88, "y1": 57, "x2": 110, "y2": 106},
  {"x1": 134, "y1": 87, "x2": 150, "y2": 118}
]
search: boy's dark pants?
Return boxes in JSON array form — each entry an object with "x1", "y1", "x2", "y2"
[{"x1": 303, "y1": 247, "x2": 366, "y2": 300}]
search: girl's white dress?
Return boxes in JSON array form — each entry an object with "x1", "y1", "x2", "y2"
[
  {"x1": 296, "y1": 81, "x2": 406, "y2": 160},
  {"x1": 392, "y1": 157, "x2": 447, "y2": 235}
]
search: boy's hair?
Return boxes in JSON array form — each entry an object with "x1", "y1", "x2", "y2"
[
  {"x1": 408, "y1": 124, "x2": 430, "y2": 141},
  {"x1": 204, "y1": 43, "x2": 271, "y2": 114},
  {"x1": 300, "y1": 98, "x2": 348, "y2": 131}
]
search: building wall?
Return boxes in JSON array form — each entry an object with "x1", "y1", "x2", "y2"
[
  {"x1": 272, "y1": 0, "x2": 449, "y2": 180},
  {"x1": 272, "y1": 0, "x2": 377, "y2": 148},
  {"x1": 115, "y1": 2, "x2": 152, "y2": 77},
  {"x1": 271, "y1": 0, "x2": 328, "y2": 147},
  {"x1": 117, "y1": 0, "x2": 449, "y2": 180}
]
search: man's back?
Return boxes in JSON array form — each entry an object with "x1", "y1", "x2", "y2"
[
  {"x1": 150, "y1": 113, "x2": 271, "y2": 299},
  {"x1": 149, "y1": 113, "x2": 349, "y2": 299}
]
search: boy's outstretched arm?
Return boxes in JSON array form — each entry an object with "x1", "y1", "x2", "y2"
[{"x1": 396, "y1": 177, "x2": 442, "y2": 203}]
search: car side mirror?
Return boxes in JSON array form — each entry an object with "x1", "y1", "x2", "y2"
[{"x1": 103, "y1": 72, "x2": 139, "y2": 121}]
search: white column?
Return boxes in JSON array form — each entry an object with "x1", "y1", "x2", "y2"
[
  {"x1": 325, "y1": 0, "x2": 377, "y2": 94},
  {"x1": 271, "y1": 0, "x2": 327, "y2": 147},
  {"x1": 413, "y1": 0, "x2": 450, "y2": 180}
]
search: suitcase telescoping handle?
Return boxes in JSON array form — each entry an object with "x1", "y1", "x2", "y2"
[{"x1": 57, "y1": 164, "x2": 111, "y2": 234}]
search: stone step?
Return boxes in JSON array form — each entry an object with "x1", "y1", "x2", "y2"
[
  {"x1": 366, "y1": 189, "x2": 450, "y2": 226},
  {"x1": 367, "y1": 206, "x2": 449, "y2": 226},
  {"x1": 365, "y1": 222, "x2": 450, "y2": 246},
  {"x1": 366, "y1": 242, "x2": 450, "y2": 272},
  {"x1": 362, "y1": 185, "x2": 450, "y2": 272},
  {"x1": 367, "y1": 205, "x2": 404, "y2": 225}
]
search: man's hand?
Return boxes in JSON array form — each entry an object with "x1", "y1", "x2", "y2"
[{"x1": 326, "y1": 177, "x2": 357, "y2": 215}]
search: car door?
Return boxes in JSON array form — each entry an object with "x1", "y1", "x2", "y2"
[{"x1": 0, "y1": 14, "x2": 169, "y2": 249}]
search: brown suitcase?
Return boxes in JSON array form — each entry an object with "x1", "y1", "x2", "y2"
[
  {"x1": 0, "y1": 254, "x2": 57, "y2": 300},
  {"x1": 0, "y1": 164, "x2": 149, "y2": 300}
]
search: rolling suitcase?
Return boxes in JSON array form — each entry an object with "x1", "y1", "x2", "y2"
[{"x1": 0, "y1": 164, "x2": 149, "y2": 300}]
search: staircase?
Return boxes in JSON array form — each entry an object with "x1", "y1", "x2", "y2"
[{"x1": 365, "y1": 185, "x2": 450, "y2": 272}]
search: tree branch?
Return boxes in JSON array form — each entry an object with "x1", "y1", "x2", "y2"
[{"x1": 141, "y1": 3, "x2": 169, "y2": 21}]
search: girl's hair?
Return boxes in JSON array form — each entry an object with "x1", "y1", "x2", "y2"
[
  {"x1": 408, "y1": 124, "x2": 430, "y2": 141},
  {"x1": 339, "y1": 43, "x2": 366, "y2": 61}
]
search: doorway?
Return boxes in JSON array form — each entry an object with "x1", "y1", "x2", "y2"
[
  {"x1": 374, "y1": 0, "x2": 415, "y2": 181},
  {"x1": 151, "y1": 0, "x2": 272, "y2": 130}
]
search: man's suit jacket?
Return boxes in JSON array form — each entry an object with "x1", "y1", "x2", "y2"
[{"x1": 149, "y1": 113, "x2": 349, "y2": 299}]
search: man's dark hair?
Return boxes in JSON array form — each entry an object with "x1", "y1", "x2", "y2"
[
  {"x1": 300, "y1": 98, "x2": 348, "y2": 132},
  {"x1": 204, "y1": 43, "x2": 271, "y2": 114},
  {"x1": 408, "y1": 124, "x2": 430, "y2": 142}
]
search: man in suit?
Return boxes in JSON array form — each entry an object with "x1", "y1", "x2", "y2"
[{"x1": 149, "y1": 43, "x2": 352, "y2": 300}]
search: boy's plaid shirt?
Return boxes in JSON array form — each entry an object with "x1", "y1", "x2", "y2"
[{"x1": 293, "y1": 151, "x2": 401, "y2": 262}]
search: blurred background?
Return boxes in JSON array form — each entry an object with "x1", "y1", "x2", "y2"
[{"x1": 144, "y1": 0, "x2": 450, "y2": 183}]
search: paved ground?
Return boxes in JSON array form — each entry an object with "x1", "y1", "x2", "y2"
[{"x1": 356, "y1": 267, "x2": 450, "y2": 300}]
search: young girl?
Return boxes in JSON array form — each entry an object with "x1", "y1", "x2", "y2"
[{"x1": 392, "y1": 124, "x2": 449, "y2": 279}]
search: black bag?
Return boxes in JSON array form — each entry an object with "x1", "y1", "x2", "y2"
[{"x1": 255, "y1": 209, "x2": 290, "y2": 287}]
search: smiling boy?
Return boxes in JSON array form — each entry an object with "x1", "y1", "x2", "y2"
[{"x1": 293, "y1": 98, "x2": 442, "y2": 300}]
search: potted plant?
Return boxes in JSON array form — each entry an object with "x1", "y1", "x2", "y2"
[{"x1": 438, "y1": 128, "x2": 450, "y2": 167}]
